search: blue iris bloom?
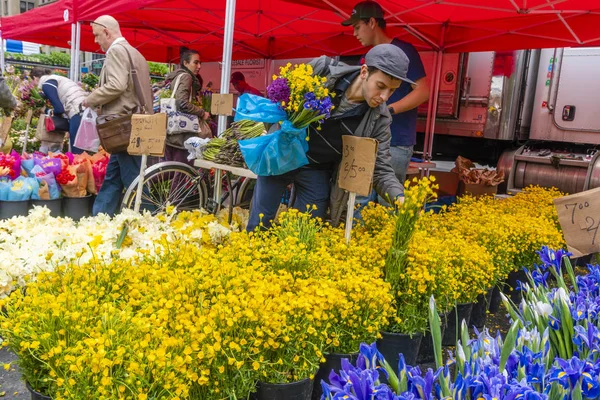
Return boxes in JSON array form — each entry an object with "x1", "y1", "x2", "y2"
[
  {"x1": 548, "y1": 315, "x2": 561, "y2": 331},
  {"x1": 536, "y1": 246, "x2": 572, "y2": 274}
]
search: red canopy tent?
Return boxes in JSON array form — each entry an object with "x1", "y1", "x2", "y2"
[
  {"x1": 1, "y1": 0, "x2": 360, "y2": 62},
  {"x1": 283, "y1": 0, "x2": 600, "y2": 159},
  {"x1": 286, "y1": 0, "x2": 600, "y2": 53}
]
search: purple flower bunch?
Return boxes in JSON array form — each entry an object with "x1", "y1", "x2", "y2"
[
  {"x1": 304, "y1": 92, "x2": 333, "y2": 119},
  {"x1": 267, "y1": 77, "x2": 291, "y2": 105}
]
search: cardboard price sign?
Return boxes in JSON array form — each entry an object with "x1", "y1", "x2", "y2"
[
  {"x1": 127, "y1": 113, "x2": 167, "y2": 156},
  {"x1": 338, "y1": 135, "x2": 378, "y2": 197},
  {"x1": 211, "y1": 94, "x2": 234, "y2": 116},
  {"x1": 0, "y1": 116, "x2": 13, "y2": 144},
  {"x1": 554, "y1": 187, "x2": 600, "y2": 257}
]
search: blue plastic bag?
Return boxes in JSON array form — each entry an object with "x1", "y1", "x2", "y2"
[
  {"x1": 239, "y1": 121, "x2": 309, "y2": 176},
  {"x1": 234, "y1": 94, "x2": 286, "y2": 124},
  {"x1": 235, "y1": 94, "x2": 309, "y2": 176}
]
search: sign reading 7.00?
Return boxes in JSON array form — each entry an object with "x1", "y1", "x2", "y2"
[{"x1": 554, "y1": 187, "x2": 600, "y2": 257}]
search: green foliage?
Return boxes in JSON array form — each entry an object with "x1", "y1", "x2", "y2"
[
  {"x1": 5, "y1": 51, "x2": 71, "y2": 67},
  {"x1": 148, "y1": 62, "x2": 168, "y2": 77},
  {"x1": 46, "y1": 52, "x2": 71, "y2": 67}
]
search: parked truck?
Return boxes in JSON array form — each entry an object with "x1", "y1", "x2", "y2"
[{"x1": 414, "y1": 47, "x2": 600, "y2": 195}]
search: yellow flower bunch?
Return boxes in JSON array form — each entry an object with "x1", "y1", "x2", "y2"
[
  {"x1": 276, "y1": 63, "x2": 330, "y2": 113},
  {"x1": 0, "y1": 209, "x2": 392, "y2": 399},
  {"x1": 358, "y1": 182, "x2": 566, "y2": 332}
]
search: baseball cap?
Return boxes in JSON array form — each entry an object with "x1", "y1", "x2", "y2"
[
  {"x1": 364, "y1": 44, "x2": 415, "y2": 84},
  {"x1": 341, "y1": 1, "x2": 384, "y2": 26}
]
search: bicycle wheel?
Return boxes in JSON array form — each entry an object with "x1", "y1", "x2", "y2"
[
  {"x1": 121, "y1": 162, "x2": 208, "y2": 215},
  {"x1": 235, "y1": 177, "x2": 255, "y2": 209}
]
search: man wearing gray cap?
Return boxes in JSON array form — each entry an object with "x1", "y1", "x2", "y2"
[{"x1": 247, "y1": 44, "x2": 410, "y2": 231}]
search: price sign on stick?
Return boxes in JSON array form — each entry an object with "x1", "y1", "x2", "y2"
[
  {"x1": 554, "y1": 187, "x2": 600, "y2": 257},
  {"x1": 127, "y1": 113, "x2": 167, "y2": 213},
  {"x1": 127, "y1": 113, "x2": 167, "y2": 157},
  {"x1": 338, "y1": 135, "x2": 378, "y2": 244},
  {"x1": 211, "y1": 94, "x2": 234, "y2": 116}
]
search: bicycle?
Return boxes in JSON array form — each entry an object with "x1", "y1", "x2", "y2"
[{"x1": 120, "y1": 160, "x2": 295, "y2": 221}]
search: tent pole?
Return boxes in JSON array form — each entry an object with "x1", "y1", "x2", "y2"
[
  {"x1": 424, "y1": 24, "x2": 446, "y2": 163},
  {"x1": 69, "y1": 23, "x2": 76, "y2": 79},
  {"x1": 73, "y1": 21, "x2": 81, "y2": 82},
  {"x1": 425, "y1": 50, "x2": 443, "y2": 163},
  {"x1": 422, "y1": 50, "x2": 438, "y2": 163},
  {"x1": 0, "y1": 31, "x2": 5, "y2": 73},
  {"x1": 213, "y1": 0, "x2": 237, "y2": 210},
  {"x1": 0, "y1": 0, "x2": 4, "y2": 73},
  {"x1": 218, "y1": 0, "x2": 236, "y2": 136}
]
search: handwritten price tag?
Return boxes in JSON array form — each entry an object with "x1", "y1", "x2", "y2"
[
  {"x1": 554, "y1": 187, "x2": 600, "y2": 257},
  {"x1": 211, "y1": 94, "x2": 234, "y2": 116},
  {"x1": 127, "y1": 113, "x2": 167, "y2": 157},
  {"x1": 338, "y1": 135, "x2": 377, "y2": 197}
]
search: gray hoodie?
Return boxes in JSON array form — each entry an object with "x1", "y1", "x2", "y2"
[
  {"x1": 0, "y1": 77, "x2": 17, "y2": 114},
  {"x1": 309, "y1": 56, "x2": 404, "y2": 226}
]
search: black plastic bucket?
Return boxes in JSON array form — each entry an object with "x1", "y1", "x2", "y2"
[
  {"x1": 470, "y1": 288, "x2": 494, "y2": 329},
  {"x1": 255, "y1": 378, "x2": 313, "y2": 400},
  {"x1": 377, "y1": 331, "x2": 423, "y2": 370},
  {"x1": 442, "y1": 303, "x2": 473, "y2": 346},
  {"x1": 311, "y1": 352, "x2": 358, "y2": 400},
  {"x1": 30, "y1": 199, "x2": 62, "y2": 217},
  {"x1": 62, "y1": 194, "x2": 92, "y2": 221},
  {"x1": 0, "y1": 200, "x2": 30, "y2": 219}
]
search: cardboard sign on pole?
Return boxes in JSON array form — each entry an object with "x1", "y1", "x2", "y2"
[
  {"x1": 554, "y1": 187, "x2": 600, "y2": 257},
  {"x1": 0, "y1": 116, "x2": 13, "y2": 145},
  {"x1": 21, "y1": 110, "x2": 33, "y2": 156},
  {"x1": 338, "y1": 135, "x2": 378, "y2": 244},
  {"x1": 211, "y1": 94, "x2": 234, "y2": 116},
  {"x1": 127, "y1": 113, "x2": 167, "y2": 157}
]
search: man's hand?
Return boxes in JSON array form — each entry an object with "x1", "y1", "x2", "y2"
[
  {"x1": 82, "y1": 98, "x2": 89, "y2": 108},
  {"x1": 203, "y1": 112, "x2": 211, "y2": 121}
]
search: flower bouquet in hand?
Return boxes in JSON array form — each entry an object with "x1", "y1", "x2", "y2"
[{"x1": 235, "y1": 63, "x2": 333, "y2": 176}]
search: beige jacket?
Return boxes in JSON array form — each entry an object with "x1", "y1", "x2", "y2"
[{"x1": 86, "y1": 39, "x2": 153, "y2": 116}]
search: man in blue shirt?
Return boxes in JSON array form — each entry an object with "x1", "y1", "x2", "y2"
[{"x1": 342, "y1": 1, "x2": 429, "y2": 184}]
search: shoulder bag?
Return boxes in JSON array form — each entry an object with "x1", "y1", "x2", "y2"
[
  {"x1": 96, "y1": 46, "x2": 149, "y2": 154},
  {"x1": 160, "y1": 74, "x2": 200, "y2": 135}
]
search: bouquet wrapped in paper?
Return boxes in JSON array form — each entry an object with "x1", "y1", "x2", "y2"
[
  {"x1": 235, "y1": 63, "x2": 334, "y2": 176},
  {"x1": 0, "y1": 176, "x2": 38, "y2": 201},
  {"x1": 56, "y1": 164, "x2": 87, "y2": 198},
  {"x1": 32, "y1": 165, "x2": 60, "y2": 200},
  {"x1": 91, "y1": 150, "x2": 109, "y2": 193},
  {"x1": 73, "y1": 153, "x2": 97, "y2": 195},
  {"x1": 34, "y1": 155, "x2": 62, "y2": 176},
  {"x1": 0, "y1": 150, "x2": 21, "y2": 180}
]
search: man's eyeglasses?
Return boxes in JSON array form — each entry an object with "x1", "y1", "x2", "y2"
[{"x1": 90, "y1": 21, "x2": 108, "y2": 29}]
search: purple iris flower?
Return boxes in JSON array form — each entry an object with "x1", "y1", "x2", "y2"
[
  {"x1": 536, "y1": 246, "x2": 572, "y2": 273},
  {"x1": 548, "y1": 315, "x2": 562, "y2": 331},
  {"x1": 266, "y1": 77, "x2": 290, "y2": 104},
  {"x1": 573, "y1": 323, "x2": 600, "y2": 354},
  {"x1": 504, "y1": 382, "x2": 548, "y2": 400},
  {"x1": 549, "y1": 356, "x2": 594, "y2": 388}
]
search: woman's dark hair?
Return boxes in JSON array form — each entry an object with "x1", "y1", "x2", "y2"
[
  {"x1": 180, "y1": 46, "x2": 200, "y2": 67},
  {"x1": 30, "y1": 67, "x2": 53, "y2": 79}
]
